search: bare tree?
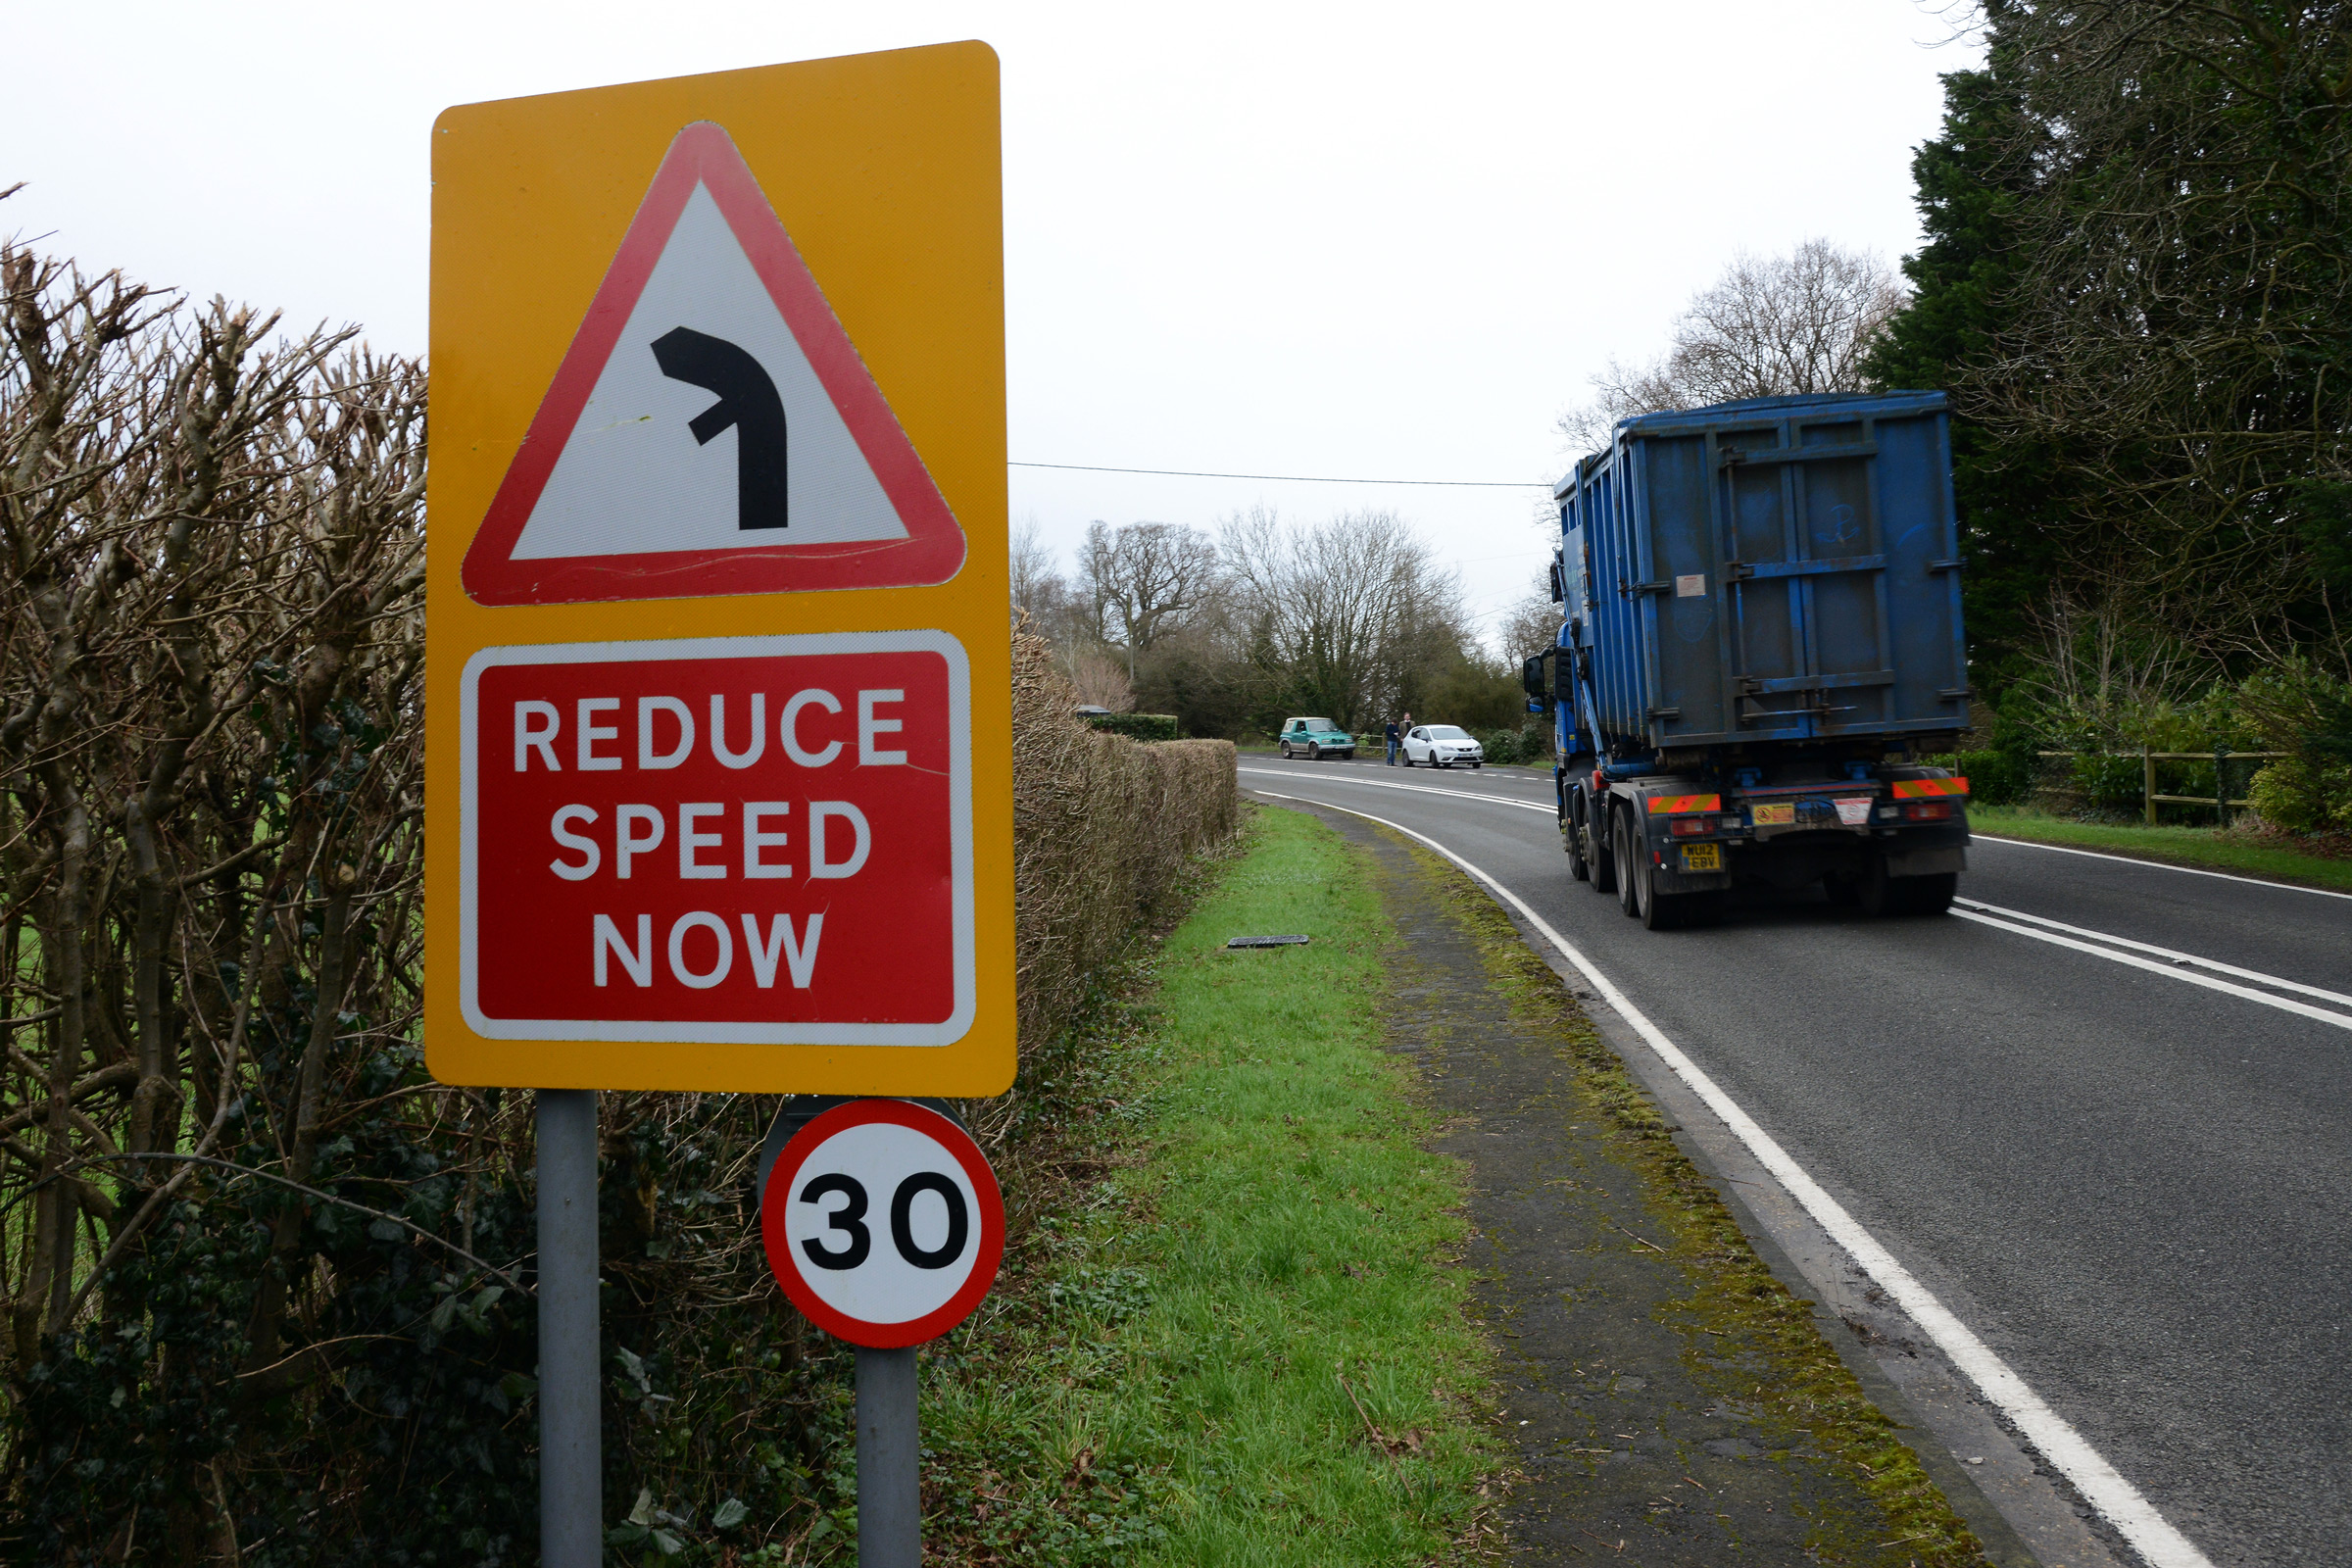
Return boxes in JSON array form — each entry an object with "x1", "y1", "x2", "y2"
[
  {"x1": 1078, "y1": 519, "x2": 1225, "y2": 680},
  {"x1": 1219, "y1": 507, "x2": 1462, "y2": 729},
  {"x1": 1559, "y1": 239, "x2": 1909, "y2": 451},
  {"x1": 1561, "y1": 356, "x2": 1684, "y2": 454},
  {"x1": 1499, "y1": 570, "x2": 1565, "y2": 663},
  {"x1": 1063, "y1": 645, "x2": 1135, "y2": 711},
  {"x1": 1009, "y1": 514, "x2": 1061, "y2": 624}
]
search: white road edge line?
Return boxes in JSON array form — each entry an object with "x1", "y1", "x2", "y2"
[
  {"x1": 1246, "y1": 783, "x2": 2217, "y2": 1568},
  {"x1": 1950, "y1": 910, "x2": 2352, "y2": 1032},
  {"x1": 1957, "y1": 899, "x2": 2352, "y2": 1009},
  {"x1": 1238, "y1": 764, "x2": 1555, "y2": 813},
  {"x1": 1973, "y1": 833, "x2": 2352, "y2": 901}
]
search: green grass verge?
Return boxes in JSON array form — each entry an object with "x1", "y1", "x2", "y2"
[
  {"x1": 881, "y1": 806, "x2": 1499, "y2": 1565},
  {"x1": 1970, "y1": 805, "x2": 2352, "y2": 892}
]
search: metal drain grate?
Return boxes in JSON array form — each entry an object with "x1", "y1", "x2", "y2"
[{"x1": 1225, "y1": 934, "x2": 1311, "y2": 949}]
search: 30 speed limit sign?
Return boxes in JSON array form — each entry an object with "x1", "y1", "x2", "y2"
[{"x1": 760, "y1": 1100, "x2": 1004, "y2": 1348}]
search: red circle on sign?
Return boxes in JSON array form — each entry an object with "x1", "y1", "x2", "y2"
[{"x1": 760, "y1": 1099, "x2": 1004, "y2": 1348}]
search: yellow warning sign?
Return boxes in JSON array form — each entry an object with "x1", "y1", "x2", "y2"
[{"x1": 425, "y1": 44, "x2": 1013, "y2": 1096}]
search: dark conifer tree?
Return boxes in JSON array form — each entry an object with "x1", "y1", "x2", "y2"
[{"x1": 1865, "y1": 25, "x2": 2062, "y2": 687}]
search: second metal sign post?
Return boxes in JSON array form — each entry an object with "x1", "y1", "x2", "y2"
[{"x1": 761, "y1": 1099, "x2": 1006, "y2": 1568}]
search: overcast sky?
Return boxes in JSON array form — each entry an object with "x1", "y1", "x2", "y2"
[{"x1": 7, "y1": 1, "x2": 1982, "y2": 651}]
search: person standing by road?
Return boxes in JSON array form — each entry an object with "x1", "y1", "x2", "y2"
[{"x1": 1385, "y1": 715, "x2": 1400, "y2": 765}]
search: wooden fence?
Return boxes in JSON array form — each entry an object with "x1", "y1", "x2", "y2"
[{"x1": 2034, "y1": 747, "x2": 2289, "y2": 825}]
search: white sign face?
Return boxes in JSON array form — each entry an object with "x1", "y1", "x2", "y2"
[
  {"x1": 760, "y1": 1100, "x2": 1003, "y2": 1348},
  {"x1": 514, "y1": 182, "x2": 909, "y2": 561},
  {"x1": 458, "y1": 121, "x2": 968, "y2": 611}
]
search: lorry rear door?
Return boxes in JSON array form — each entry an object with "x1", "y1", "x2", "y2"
[
  {"x1": 1621, "y1": 395, "x2": 1965, "y2": 748},
  {"x1": 1712, "y1": 407, "x2": 1965, "y2": 742}
]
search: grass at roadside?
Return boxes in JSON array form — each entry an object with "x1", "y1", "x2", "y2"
[
  {"x1": 883, "y1": 806, "x2": 1499, "y2": 1565},
  {"x1": 1970, "y1": 804, "x2": 2352, "y2": 892}
]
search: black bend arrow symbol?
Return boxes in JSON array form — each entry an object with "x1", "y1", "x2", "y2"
[{"x1": 651, "y1": 326, "x2": 788, "y2": 530}]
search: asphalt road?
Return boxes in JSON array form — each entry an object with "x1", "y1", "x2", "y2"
[{"x1": 1239, "y1": 753, "x2": 2351, "y2": 1568}]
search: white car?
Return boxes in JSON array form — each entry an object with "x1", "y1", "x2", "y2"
[{"x1": 1402, "y1": 724, "x2": 1483, "y2": 768}]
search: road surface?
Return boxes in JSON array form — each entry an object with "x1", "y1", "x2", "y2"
[{"x1": 1241, "y1": 754, "x2": 2350, "y2": 1568}]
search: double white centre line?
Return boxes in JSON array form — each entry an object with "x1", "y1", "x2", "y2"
[
  {"x1": 1951, "y1": 899, "x2": 2352, "y2": 1031},
  {"x1": 1245, "y1": 779, "x2": 2218, "y2": 1568}
]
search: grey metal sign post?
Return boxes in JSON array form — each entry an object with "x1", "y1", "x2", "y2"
[
  {"x1": 856, "y1": 1346, "x2": 922, "y2": 1567},
  {"x1": 537, "y1": 1089, "x2": 601, "y2": 1566}
]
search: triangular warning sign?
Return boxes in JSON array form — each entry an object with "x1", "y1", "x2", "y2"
[{"x1": 462, "y1": 122, "x2": 966, "y2": 606}]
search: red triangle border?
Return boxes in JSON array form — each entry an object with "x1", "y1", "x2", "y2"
[{"x1": 461, "y1": 122, "x2": 967, "y2": 607}]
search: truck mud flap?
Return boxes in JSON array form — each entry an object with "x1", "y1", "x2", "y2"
[{"x1": 1885, "y1": 845, "x2": 1966, "y2": 877}]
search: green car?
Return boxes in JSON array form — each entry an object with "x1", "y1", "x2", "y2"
[{"x1": 1277, "y1": 716, "x2": 1355, "y2": 760}]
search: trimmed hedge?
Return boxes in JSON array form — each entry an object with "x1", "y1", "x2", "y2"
[
  {"x1": 1480, "y1": 724, "x2": 1555, "y2": 766},
  {"x1": 1958, "y1": 749, "x2": 2029, "y2": 806},
  {"x1": 1083, "y1": 710, "x2": 1180, "y2": 741},
  {"x1": 0, "y1": 227, "x2": 1243, "y2": 1559},
  {"x1": 1015, "y1": 644, "x2": 1236, "y2": 1055}
]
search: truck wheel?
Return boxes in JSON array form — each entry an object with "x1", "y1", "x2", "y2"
[
  {"x1": 1613, "y1": 810, "x2": 1642, "y2": 918},
  {"x1": 1588, "y1": 802, "x2": 1616, "y2": 894},
  {"x1": 1631, "y1": 833, "x2": 1689, "y2": 929},
  {"x1": 1565, "y1": 797, "x2": 1592, "y2": 882},
  {"x1": 1855, "y1": 855, "x2": 1901, "y2": 916},
  {"x1": 1860, "y1": 858, "x2": 1957, "y2": 916}
]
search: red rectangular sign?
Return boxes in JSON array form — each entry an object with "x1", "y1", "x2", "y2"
[{"x1": 460, "y1": 632, "x2": 973, "y2": 1046}]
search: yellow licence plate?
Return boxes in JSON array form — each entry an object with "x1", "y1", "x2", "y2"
[{"x1": 1680, "y1": 843, "x2": 1723, "y2": 872}]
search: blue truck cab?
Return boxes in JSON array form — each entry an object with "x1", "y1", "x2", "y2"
[{"x1": 1522, "y1": 392, "x2": 1972, "y2": 929}]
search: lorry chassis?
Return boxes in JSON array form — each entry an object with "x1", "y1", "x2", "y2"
[{"x1": 1557, "y1": 761, "x2": 1968, "y2": 931}]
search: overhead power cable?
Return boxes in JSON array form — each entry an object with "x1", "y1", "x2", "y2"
[{"x1": 1009, "y1": 460, "x2": 1547, "y2": 489}]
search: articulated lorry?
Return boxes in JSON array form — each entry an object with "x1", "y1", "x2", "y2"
[{"x1": 1522, "y1": 391, "x2": 1972, "y2": 931}]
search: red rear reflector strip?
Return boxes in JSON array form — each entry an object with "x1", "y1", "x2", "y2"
[
  {"x1": 1891, "y1": 777, "x2": 1969, "y2": 799},
  {"x1": 1647, "y1": 794, "x2": 1722, "y2": 814}
]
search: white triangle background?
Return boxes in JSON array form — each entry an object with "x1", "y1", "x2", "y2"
[{"x1": 511, "y1": 184, "x2": 910, "y2": 561}]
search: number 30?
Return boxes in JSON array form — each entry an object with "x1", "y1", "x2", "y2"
[{"x1": 800, "y1": 1172, "x2": 970, "y2": 1270}]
